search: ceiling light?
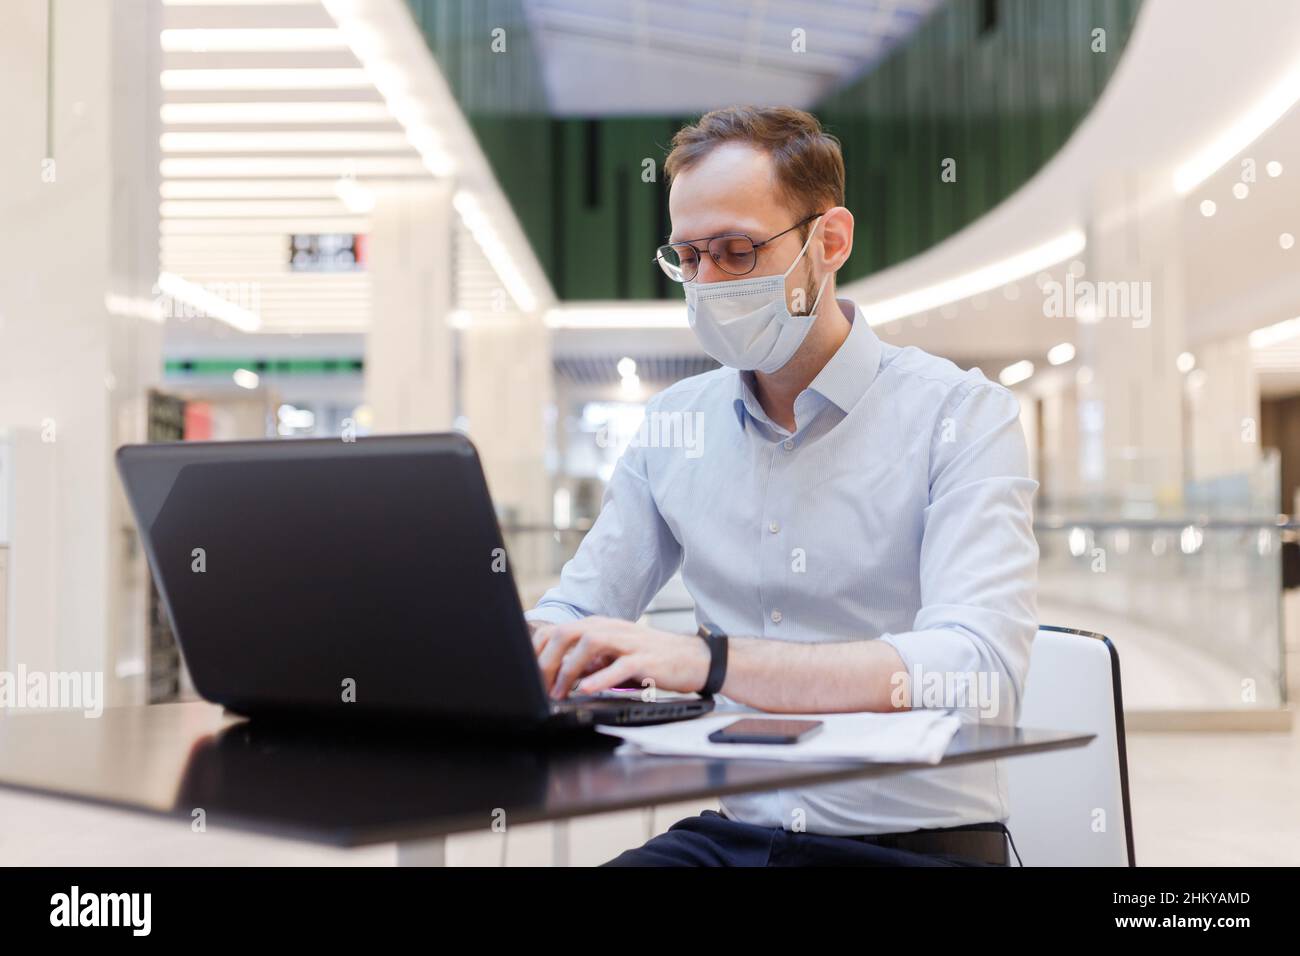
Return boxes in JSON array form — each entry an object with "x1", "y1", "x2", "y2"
[
  {"x1": 453, "y1": 189, "x2": 536, "y2": 312},
  {"x1": 232, "y1": 368, "x2": 260, "y2": 389},
  {"x1": 858, "y1": 230, "x2": 1086, "y2": 325},
  {"x1": 161, "y1": 101, "x2": 392, "y2": 125},
  {"x1": 1176, "y1": 351, "x2": 1196, "y2": 373},
  {"x1": 160, "y1": 131, "x2": 411, "y2": 152},
  {"x1": 160, "y1": 28, "x2": 347, "y2": 52},
  {"x1": 104, "y1": 292, "x2": 164, "y2": 322},
  {"x1": 1249, "y1": 315, "x2": 1300, "y2": 349},
  {"x1": 998, "y1": 360, "x2": 1035, "y2": 387},
  {"x1": 161, "y1": 179, "x2": 342, "y2": 199},
  {"x1": 333, "y1": 175, "x2": 375, "y2": 214},
  {"x1": 161, "y1": 218, "x2": 364, "y2": 235},
  {"x1": 163, "y1": 0, "x2": 319, "y2": 5},
  {"x1": 157, "y1": 271, "x2": 261, "y2": 332},
  {"x1": 160, "y1": 68, "x2": 369, "y2": 91},
  {"x1": 1172, "y1": 59, "x2": 1300, "y2": 194},
  {"x1": 160, "y1": 199, "x2": 349, "y2": 218},
  {"x1": 1047, "y1": 342, "x2": 1075, "y2": 366},
  {"x1": 161, "y1": 156, "x2": 426, "y2": 177}
]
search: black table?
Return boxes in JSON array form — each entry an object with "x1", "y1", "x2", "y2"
[{"x1": 0, "y1": 702, "x2": 1093, "y2": 865}]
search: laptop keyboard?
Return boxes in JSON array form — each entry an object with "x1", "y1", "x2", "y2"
[{"x1": 550, "y1": 694, "x2": 640, "y2": 712}]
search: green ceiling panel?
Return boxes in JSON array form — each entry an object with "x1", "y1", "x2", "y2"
[{"x1": 405, "y1": 0, "x2": 1143, "y2": 299}]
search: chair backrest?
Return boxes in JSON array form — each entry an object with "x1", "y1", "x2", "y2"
[{"x1": 1005, "y1": 626, "x2": 1135, "y2": 866}]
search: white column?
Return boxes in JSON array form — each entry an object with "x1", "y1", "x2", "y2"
[
  {"x1": 1074, "y1": 185, "x2": 1188, "y2": 509},
  {"x1": 0, "y1": 0, "x2": 162, "y2": 704},
  {"x1": 364, "y1": 182, "x2": 456, "y2": 433},
  {"x1": 460, "y1": 313, "x2": 554, "y2": 595},
  {"x1": 1186, "y1": 336, "x2": 1261, "y2": 483}
]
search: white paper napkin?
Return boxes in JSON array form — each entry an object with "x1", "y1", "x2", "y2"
[{"x1": 598, "y1": 709, "x2": 961, "y2": 764}]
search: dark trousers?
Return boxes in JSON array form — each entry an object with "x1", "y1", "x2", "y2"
[{"x1": 603, "y1": 810, "x2": 1009, "y2": 867}]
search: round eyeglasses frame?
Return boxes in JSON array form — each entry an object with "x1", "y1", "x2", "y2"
[{"x1": 653, "y1": 212, "x2": 824, "y2": 283}]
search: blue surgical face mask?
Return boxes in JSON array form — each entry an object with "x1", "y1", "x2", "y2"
[{"x1": 684, "y1": 217, "x2": 831, "y2": 373}]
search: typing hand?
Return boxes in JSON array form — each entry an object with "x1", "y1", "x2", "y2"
[{"x1": 530, "y1": 616, "x2": 710, "y2": 700}]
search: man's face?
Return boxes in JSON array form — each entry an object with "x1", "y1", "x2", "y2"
[{"x1": 668, "y1": 142, "x2": 816, "y2": 310}]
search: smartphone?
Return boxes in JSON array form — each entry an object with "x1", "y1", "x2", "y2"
[{"x1": 707, "y1": 718, "x2": 824, "y2": 745}]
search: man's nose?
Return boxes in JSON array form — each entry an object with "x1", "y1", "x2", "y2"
[{"x1": 694, "y1": 255, "x2": 733, "y2": 284}]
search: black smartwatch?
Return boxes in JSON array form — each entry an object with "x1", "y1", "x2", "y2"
[{"x1": 697, "y1": 625, "x2": 729, "y2": 697}]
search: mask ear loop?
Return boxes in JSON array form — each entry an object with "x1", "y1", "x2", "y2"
[
  {"x1": 806, "y1": 270, "x2": 833, "y2": 317},
  {"x1": 783, "y1": 216, "x2": 831, "y2": 317}
]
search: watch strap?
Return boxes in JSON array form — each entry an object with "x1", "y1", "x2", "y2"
[{"x1": 697, "y1": 625, "x2": 729, "y2": 697}]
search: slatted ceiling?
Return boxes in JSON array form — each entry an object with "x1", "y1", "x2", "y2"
[
  {"x1": 554, "y1": 354, "x2": 719, "y2": 387},
  {"x1": 157, "y1": 1, "x2": 427, "y2": 335},
  {"x1": 161, "y1": 218, "x2": 369, "y2": 235},
  {"x1": 161, "y1": 4, "x2": 336, "y2": 31},
  {"x1": 454, "y1": 220, "x2": 522, "y2": 316},
  {"x1": 522, "y1": 0, "x2": 944, "y2": 115},
  {"x1": 161, "y1": 88, "x2": 389, "y2": 106},
  {"x1": 161, "y1": 50, "x2": 361, "y2": 71}
]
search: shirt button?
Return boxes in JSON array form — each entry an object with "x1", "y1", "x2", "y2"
[
  {"x1": 770, "y1": 609, "x2": 783, "y2": 624},
  {"x1": 768, "y1": 520, "x2": 780, "y2": 533},
  {"x1": 783, "y1": 439, "x2": 794, "y2": 450}
]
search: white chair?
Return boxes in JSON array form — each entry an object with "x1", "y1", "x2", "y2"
[{"x1": 1005, "y1": 625, "x2": 1135, "y2": 866}]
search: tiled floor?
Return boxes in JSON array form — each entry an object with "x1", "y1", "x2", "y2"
[
  {"x1": 1, "y1": 727, "x2": 1297, "y2": 865},
  {"x1": 1125, "y1": 728, "x2": 1300, "y2": 865}
]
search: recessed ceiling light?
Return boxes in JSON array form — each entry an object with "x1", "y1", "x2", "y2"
[
  {"x1": 1047, "y1": 342, "x2": 1075, "y2": 366},
  {"x1": 232, "y1": 368, "x2": 260, "y2": 389},
  {"x1": 858, "y1": 230, "x2": 1086, "y2": 325},
  {"x1": 160, "y1": 68, "x2": 369, "y2": 91},
  {"x1": 160, "y1": 131, "x2": 411, "y2": 152},
  {"x1": 999, "y1": 360, "x2": 1035, "y2": 387},
  {"x1": 161, "y1": 28, "x2": 347, "y2": 52},
  {"x1": 161, "y1": 156, "x2": 426, "y2": 177},
  {"x1": 161, "y1": 102, "x2": 391, "y2": 124}
]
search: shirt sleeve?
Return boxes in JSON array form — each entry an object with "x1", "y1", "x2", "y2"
[
  {"x1": 525, "y1": 436, "x2": 684, "y2": 626},
  {"x1": 878, "y1": 381, "x2": 1039, "y2": 724}
]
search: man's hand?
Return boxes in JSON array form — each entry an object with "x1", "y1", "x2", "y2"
[{"x1": 531, "y1": 616, "x2": 710, "y2": 699}]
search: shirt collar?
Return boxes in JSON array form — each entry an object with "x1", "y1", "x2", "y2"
[{"x1": 731, "y1": 298, "x2": 883, "y2": 430}]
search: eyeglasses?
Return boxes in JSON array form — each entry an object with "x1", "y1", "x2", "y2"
[{"x1": 654, "y1": 212, "x2": 823, "y2": 283}]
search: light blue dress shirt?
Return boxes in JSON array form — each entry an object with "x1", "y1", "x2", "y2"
[{"x1": 526, "y1": 298, "x2": 1039, "y2": 836}]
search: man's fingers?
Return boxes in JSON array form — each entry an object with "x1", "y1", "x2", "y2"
[
  {"x1": 549, "y1": 632, "x2": 618, "y2": 699},
  {"x1": 577, "y1": 655, "x2": 642, "y2": 696},
  {"x1": 530, "y1": 622, "x2": 554, "y2": 656},
  {"x1": 536, "y1": 626, "x2": 584, "y2": 691},
  {"x1": 550, "y1": 634, "x2": 597, "y2": 699}
]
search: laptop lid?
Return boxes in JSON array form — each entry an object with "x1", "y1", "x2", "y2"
[{"x1": 116, "y1": 433, "x2": 553, "y2": 724}]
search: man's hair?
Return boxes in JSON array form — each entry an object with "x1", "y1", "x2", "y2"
[{"x1": 663, "y1": 106, "x2": 845, "y2": 221}]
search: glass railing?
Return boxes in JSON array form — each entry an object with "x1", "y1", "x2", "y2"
[
  {"x1": 503, "y1": 516, "x2": 1292, "y2": 713},
  {"x1": 1034, "y1": 518, "x2": 1288, "y2": 711}
]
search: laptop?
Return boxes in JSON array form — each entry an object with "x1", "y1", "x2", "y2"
[{"x1": 116, "y1": 433, "x2": 713, "y2": 731}]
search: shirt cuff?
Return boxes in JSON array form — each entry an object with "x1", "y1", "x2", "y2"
[
  {"x1": 878, "y1": 628, "x2": 1012, "y2": 724},
  {"x1": 524, "y1": 605, "x2": 583, "y2": 627}
]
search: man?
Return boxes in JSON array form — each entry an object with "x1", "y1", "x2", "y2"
[{"x1": 527, "y1": 106, "x2": 1038, "y2": 866}]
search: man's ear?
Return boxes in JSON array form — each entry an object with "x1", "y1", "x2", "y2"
[{"x1": 819, "y1": 206, "x2": 854, "y2": 272}]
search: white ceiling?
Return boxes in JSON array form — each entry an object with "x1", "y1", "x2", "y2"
[
  {"x1": 158, "y1": 0, "x2": 398, "y2": 334},
  {"x1": 839, "y1": 0, "x2": 1300, "y2": 377},
  {"x1": 521, "y1": 0, "x2": 944, "y2": 115}
]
